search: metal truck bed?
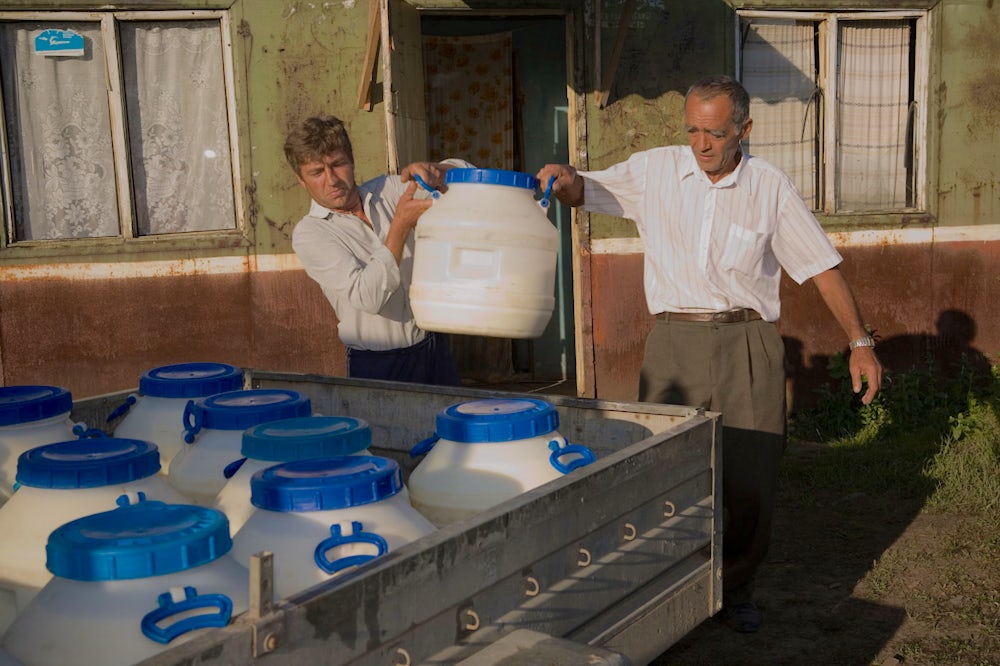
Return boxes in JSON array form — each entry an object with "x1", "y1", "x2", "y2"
[{"x1": 70, "y1": 371, "x2": 721, "y2": 666}]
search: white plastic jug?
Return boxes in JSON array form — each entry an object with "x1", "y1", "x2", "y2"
[
  {"x1": 228, "y1": 456, "x2": 436, "y2": 600},
  {"x1": 2, "y1": 499, "x2": 248, "y2": 666},
  {"x1": 168, "y1": 389, "x2": 312, "y2": 506},
  {"x1": 111, "y1": 362, "x2": 244, "y2": 474},
  {"x1": 407, "y1": 398, "x2": 595, "y2": 527},
  {"x1": 0, "y1": 437, "x2": 190, "y2": 635},
  {"x1": 214, "y1": 415, "x2": 372, "y2": 534},
  {"x1": 410, "y1": 168, "x2": 560, "y2": 338},
  {"x1": 0, "y1": 386, "x2": 81, "y2": 505}
]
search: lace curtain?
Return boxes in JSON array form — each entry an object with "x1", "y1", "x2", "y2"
[{"x1": 0, "y1": 19, "x2": 235, "y2": 240}]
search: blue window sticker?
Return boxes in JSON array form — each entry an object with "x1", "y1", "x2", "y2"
[{"x1": 34, "y1": 29, "x2": 85, "y2": 57}]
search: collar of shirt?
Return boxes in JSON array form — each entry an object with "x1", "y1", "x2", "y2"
[
  {"x1": 679, "y1": 148, "x2": 748, "y2": 189},
  {"x1": 307, "y1": 190, "x2": 375, "y2": 221}
]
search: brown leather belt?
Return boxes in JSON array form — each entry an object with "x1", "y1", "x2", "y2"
[{"x1": 656, "y1": 308, "x2": 762, "y2": 324}]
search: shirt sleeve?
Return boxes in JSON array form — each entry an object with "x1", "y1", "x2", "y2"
[
  {"x1": 771, "y1": 178, "x2": 843, "y2": 285},
  {"x1": 580, "y1": 151, "x2": 649, "y2": 220}
]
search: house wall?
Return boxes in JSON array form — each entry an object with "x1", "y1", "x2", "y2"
[{"x1": 1, "y1": 0, "x2": 997, "y2": 410}]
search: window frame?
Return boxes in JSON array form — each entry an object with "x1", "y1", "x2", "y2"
[
  {"x1": 0, "y1": 9, "x2": 245, "y2": 252},
  {"x1": 735, "y1": 8, "x2": 929, "y2": 216}
]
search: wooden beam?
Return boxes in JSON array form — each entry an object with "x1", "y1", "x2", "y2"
[
  {"x1": 357, "y1": 0, "x2": 381, "y2": 111},
  {"x1": 595, "y1": 0, "x2": 636, "y2": 109}
]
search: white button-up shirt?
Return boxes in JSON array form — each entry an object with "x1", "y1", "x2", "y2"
[
  {"x1": 291, "y1": 174, "x2": 426, "y2": 351},
  {"x1": 581, "y1": 146, "x2": 842, "y2": 322}
]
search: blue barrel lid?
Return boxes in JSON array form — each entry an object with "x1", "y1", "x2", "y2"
[
  {"x1": 16, "y1": 437, "x2": 161, "y2": 489},
  {"x1": 242, "y1": 416, "x2": 371, "y2": 462},
  {"x1": 445, "y1": 168, "x2": 539, "y2": 190},
  {"x1": 189, "y1": 389, "x2": 311, "y2": 431},
  {"x1": 139, "y1": 362, "x2": 244, "y2": 399},
  {"x1": 45, "y1": 500, "x2": 231, "y2": 581},
  {"x1": 250, "y1": 456, "x2": 402, "y2": 512},
  {"x1": 435, "y1": 398, "x2": 559, "y2": 443},
  {"x1": 0, "y1": 385, "x2": 73, "y2": 426}
]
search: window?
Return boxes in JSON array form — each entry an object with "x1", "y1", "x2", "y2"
[
  {"x1": 0, "y1": 11, "x2": 241, "y2": 244},
  {"x1": 737, "y1": 10, "x2": 927, "y2": 214}
]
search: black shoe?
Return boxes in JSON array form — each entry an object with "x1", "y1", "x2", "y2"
[{"x1": 722, "y1": 601, "x2": 762, "y2": 633}]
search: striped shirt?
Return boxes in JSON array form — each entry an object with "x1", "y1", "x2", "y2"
[{"x1": 581, "y1": 146, "x2": 842, "y2": 322}]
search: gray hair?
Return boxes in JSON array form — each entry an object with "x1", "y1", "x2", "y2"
[{"x1": 686, "y1": 75, "x2": 750, "y2": 130}]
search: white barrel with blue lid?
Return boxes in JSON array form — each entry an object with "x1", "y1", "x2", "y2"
[
  {"x1": 111, "y1": 362, "x2": 244, "y2": 474},
  {"x1": 167, "y1": 389, "x2": 312, "y2": 506},
  {"x1": 410, "y1": 168, "x2": 560, "y2": 338},
  {"x1": 213, "y1": 415, "x2": 373, "y2": 534},
  {"x1": 2, "y1": 499, "x2": 248, "y2": 666},
  {"x1": 0, "y1": 385, "x2": 81, "y2": 505},
  {"x1": 407, "y1": 398, "x2": 596, "y2": 526},
  {"x1": 228, "y1": 456, "x2": 435, "y2": 600},
  {"x1": 0, "y1": 437, "x2": 189, "y2": 635}
]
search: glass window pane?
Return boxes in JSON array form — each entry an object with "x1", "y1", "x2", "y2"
[
  {"x1": 0, "y1": 21, "x2": 120, "y2": 240},
  {"x1": 836, "y1": 19, "x2": 912, "y2": 211},
  {"x1": 120, "y1": 20, "x2": 236, "y2": 235},
  {"x1": 742, "y1": 18, "x2": 820, "y2": 209}
]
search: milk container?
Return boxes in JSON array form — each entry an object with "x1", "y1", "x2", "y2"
[{"x1": 111, "y1": 362, "x2": 244, "y2": 474}]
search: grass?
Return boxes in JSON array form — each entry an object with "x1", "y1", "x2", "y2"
[{"x1": 785, "y1": 353, "x2": 1000, "y2": 664}]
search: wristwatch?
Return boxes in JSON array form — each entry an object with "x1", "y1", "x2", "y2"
[{"x1": 849, "y1": 335, "x2": 876, "y2": 350}]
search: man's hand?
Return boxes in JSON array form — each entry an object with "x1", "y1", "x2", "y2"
[
  {"x1": 535, "y1": 164, "x2": 584, "y2": 206},
  {"x1": 850, "y1": 346, "x2": 882, "y2": 405},
  {"x1": 401, "y1": 161, "x2": 454, "y2": 193}
]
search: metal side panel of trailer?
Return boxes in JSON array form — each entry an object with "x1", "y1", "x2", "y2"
[{"x1": 71, "y1": 371, "x2": 722, "y2": 666}]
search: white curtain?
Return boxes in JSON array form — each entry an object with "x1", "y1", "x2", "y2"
[
  {"x1": 836, "y1": 20, "x2": 911, "y2": 211},
  {"x1": 741, "y1": 18, "x2": 819, "y2": 207},
  {"x1": 0, "y1": 19, "x2": 235, "y2": 241},
  {"x1": 120, "y1": 21, "x2": 235, "y2": 235},
  {"x1": 1, "y1": 22, "x2": 119, "y2": 239}
]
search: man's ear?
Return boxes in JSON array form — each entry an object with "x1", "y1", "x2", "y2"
[{"x1": 740, "y1": 117, "x2": 753, "y2": 141}]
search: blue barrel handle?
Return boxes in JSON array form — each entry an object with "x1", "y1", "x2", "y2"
[
  {"x1": 538, "y1": 175, "x2": 556, "y2": 210},
  {"x1": 547, "y1": 437, "x2": 595, "y2": 474},
  {"x1": 411, "y1": 173, "x2": 441, "y2": 199},
  {"x1": 409, "y1": 434, "x2": 439, "y2": 458},
  {"x1": 141, "y1": 586, "x2": 234, "y2": 644},
  {"x1": 314, "y1": 521, "x2": 388, "y2": 575},
  {"x1": 72, "y1": 423, "x2": 108, "y2": 439},
  {"x1": 223, "y1": 457, "x2": 248, "y2": 479},
  {"x1": 182, "y1": 399, "x2": 202, "y2": 444},
  {"x1": 106, "y1": 394, "x2": 137, "y2": 423}
]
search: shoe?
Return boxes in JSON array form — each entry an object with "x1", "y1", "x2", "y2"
[{"x1": 722, "y1": 601, "x2": 762, "y2": 633}]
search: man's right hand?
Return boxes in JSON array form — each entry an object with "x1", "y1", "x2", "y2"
[{"x1": 535, "y1": 164, "x2": 584, "y2": 206}]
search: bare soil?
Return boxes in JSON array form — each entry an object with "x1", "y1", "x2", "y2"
[{"x1": 652, "y1": 441, "x2": 1000, "y2": 666}]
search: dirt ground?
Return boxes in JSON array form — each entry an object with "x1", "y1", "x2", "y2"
[{"x1": 651, "y1": 442, "x2": 999, "y2": 666}]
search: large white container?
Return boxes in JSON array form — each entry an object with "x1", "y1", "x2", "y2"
[
  {"x1": 214, "y1": 415, "x2": 372, "y2": 534},
  {"x1": 2, "y1": 500, "x2": 248, "y2": 666},
  {"x1": 111, "y1": 362, "x2": 244, "y2": 474},
  {"x1": 410, "y1": 168, "x2": 560, "y2": 338},
  {"x1": 407, "y1": 398, "x2": 596, "y2": 526},
  {"x1": 0, "y1": 437, "x2": 190, "y2": 635},
  {"x1": 167, "y1": 389, "x2": 311, "y2": 506},
  {"x1": 0, "y1": 386, "x2": 80, "y2": 505},
  {"x1": 228, "y1": 456, "x2": 436, "y2": 600}
]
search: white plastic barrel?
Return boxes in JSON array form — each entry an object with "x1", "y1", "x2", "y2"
[
  {"x1": 228, "y1": 456, "x2": 436, "y2": 600},
  {"x1": 167, "y1": 389, "x2": 312, "y2": 506},
  {"x1": 2, "y1": 500, "x2": 248, "y2": 666},
  {"x1": 407, "y1": 398, "x2": 596, "y2": 527},
  {"x1": 0, "y1": 437, "x2": 190, "y2": 635},
  {"x1": 0, "y1": 386, "x2": 80, "y2": 505},
  {"x1": 410, "y1": 168, "x2": 560, "y2": 338},
  {"x1": 213, "y1": 415, "x2": 372, "y2": 535},
  {"x1": 111, "y1": 362, "x2": 244, "y2": 474}
]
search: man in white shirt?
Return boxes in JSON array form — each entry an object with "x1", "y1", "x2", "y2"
[
  {"x1": 537, "y1": 75, "x2": 882, "y2": 632},
  {"x1": 285, "y1": 115, "x2": 470, "y2": 385}
]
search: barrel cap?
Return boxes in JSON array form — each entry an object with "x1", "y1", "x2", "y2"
[
  {"x1": 242, "y1": 415, "x2": 371, "y2": 461},
  {"x1": 46, "y1": 500, "x2": 232, "y2": 581},
  {"x1": 435, "y1": 398, "x2": 559, "y2": 443},
  {"x1": 444, "y1": 168, "x2": 539, "y2": 190},
  {"x1": 139, "y1": 362, "x2": 244, "y2": 399},
  {"x1": 0, "y1": 385, "x2": 72, "y2": 426},
  {"x1": 250, "y1": 456, "x2": 402, "y2": 512},
  {"x1": 189, "y1": 389, "x2": 311, "y2": 431},
  {"x1": 17, "y1": 437, "x2": 160, "y2": 489}
]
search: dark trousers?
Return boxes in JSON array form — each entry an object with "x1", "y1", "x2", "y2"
[
  {"x1": 639, "y1": 318, "x2": 786, "y2": 603},
  {"x1": 347, "y1": 332, "x2": 462, "y2": 386}
]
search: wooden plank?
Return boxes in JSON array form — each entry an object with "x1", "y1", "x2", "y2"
[
  {"x1": 356, "y1": 0, "x2": 381, "y2": 111},
  {"x1": 595, "y1": 0, "x2": 636, "y2": 109}
]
